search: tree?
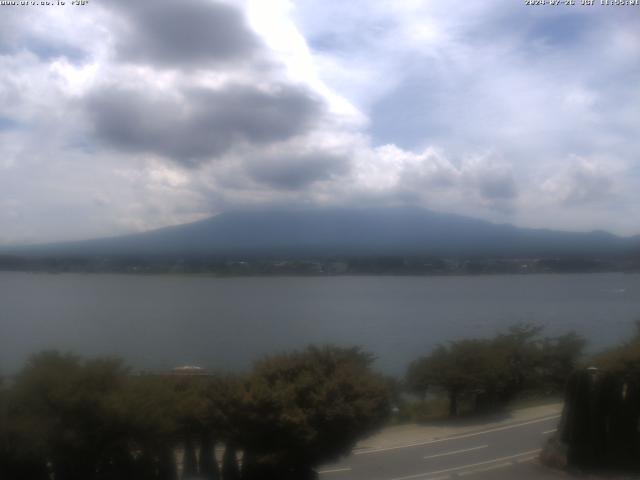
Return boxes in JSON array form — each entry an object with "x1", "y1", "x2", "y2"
[
  {"x1": 237, "y1": 346, "x2": 390, "y2": 479},
  {"x1": 538, "y1": 332, "x2": 586, "y2": 393},
  {"x1": 119, "y1": 375, "x2": 181, "y2": 480},
  {"x1": 406, "y1": 324, "x2": 583, "y2": 417},
  {"x1": 169, "y1": 376, "x2": 209, "y2": 479},
  {"x1": 9, "y1": 351, "x2": 133, "y2": 480},
  {"x1": 592, "y1": 321, "x2": 640, "y2": 378},
  {"x1": 198, "y1": 430, "x2": 219, "y2": 480},
  {"x1": 406, "y1": 340, "x2": 501, "y2": 417},
  {"x1": 1, "y1": 374, "x2": 51, "y2": 480},
  {"x1": 557, "y1": 324, "x2": 640, "y2": 473},
  {"x1": 221, "y1": 443, "x2": 240, "y2": 480},
  {"x1": 201, "y1": 374, "x2": 245, "y2": 480},
  {"x1": 491, "y1": 324, "x2": 544, "y2": 399}
]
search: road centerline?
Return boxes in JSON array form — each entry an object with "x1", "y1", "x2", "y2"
[
  {"x1": 318, "y1": 467, "x2": 352, "y2": 475},
  {"x1": 355, "y1": 415, "x2": 560, "y2": 455},
  {"x1": 386, "y1": 448, "x2": 542, "y2": 480},
  {"x1": 423, "y1": 444, "x2": 488, "y2": 460},
  {"x1": 457, "y1": 461, "x2": 513, "y2": 476}
]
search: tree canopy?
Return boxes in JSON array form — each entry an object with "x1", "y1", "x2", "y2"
[
  {"x1": 1, "y1": 346, "x2": 391, "y2": 480},
  {"x1": 591, "y1": 321, "x2": 640, "y2": 379},
  {"x1": 406, "y1": 325, "x2": 585, "y2": 417},
  {"x1": 237, "y1": 346, "x2": 391, "y2": 479}
]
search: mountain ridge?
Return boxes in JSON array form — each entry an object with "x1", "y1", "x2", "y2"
[{"x1": 4, "y1": 206, "x2": 638, "y2": 259}]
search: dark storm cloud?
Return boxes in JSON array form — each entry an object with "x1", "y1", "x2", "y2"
[
  {"x1": 107, "y1": 0, "x2": 259, "y2": 68},
  {"x1": 86, "y1": 85, "x2": 323, "y2": 166},
  {"x1": 247, "y1": 152, "x2": 350, "y2": 190}
]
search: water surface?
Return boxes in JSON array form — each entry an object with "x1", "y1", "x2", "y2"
[{"x1": 1, "y1": 272, "x2": 638, "y2": 375}]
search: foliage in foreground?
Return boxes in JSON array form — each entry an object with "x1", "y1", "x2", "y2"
[
  {"x1": 559, "y1": 323, "x2": 640, "y2": 473},
  {"x1": 406, "y1": 324, "x2": 585, "y2": 417},
  {"x1": 0, "y1": 346, "x2": 391, "y2": 480},
  {"x1": 239, "y1": 346, "x2": 390, "y2": 479},
  {"x1": 591, "y1": 321, "x2": 640, "y2": 379},
  {"x1": 560, "y1": 368, "x2": 640, "y2": 473},
  {"x1": 544, "y1": 323, "x2": 640, "y2": 474}
]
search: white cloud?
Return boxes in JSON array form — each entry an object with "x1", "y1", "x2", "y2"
[
  {"x1": 541, "y1": 156, "x2": 620, "y2": 206},
  {"x1": 0, "y1": 0, "x2": 638, "y2": 244}
]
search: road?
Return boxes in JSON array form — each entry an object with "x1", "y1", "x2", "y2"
[{"x1": 318, "y1": 414, "x2": 566, "y2": 480}]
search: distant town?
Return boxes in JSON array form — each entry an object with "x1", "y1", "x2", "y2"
[{"x1": 1, "y1": 254, "x2": 639, "y2": 275}]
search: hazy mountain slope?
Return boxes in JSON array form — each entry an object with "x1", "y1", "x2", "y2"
[{"x1": 6, "y1": 207, "x2": 638, "y2": 258}]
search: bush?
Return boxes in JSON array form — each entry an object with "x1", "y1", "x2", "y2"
[{"x1": 237, "y1": 346, "x2": 391, "y2": 479}]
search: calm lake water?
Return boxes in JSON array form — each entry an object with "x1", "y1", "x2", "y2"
[{"x1": 1, "y1": 272, "x2": 639, "y2": 376}]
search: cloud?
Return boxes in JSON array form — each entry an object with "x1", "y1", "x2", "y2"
[
  {"x1": 85, "y1": 84, "x2": 323, "y2": 166},
  {"x1": 0, "y1": 9, "x2": 22, "y2": 54},
  {"x1": 0, "y1": 117, "x2": 19, "y2": 131},
  {"x1": 476, "y1": 175, "x2": 517, "y2": 201},
  {"x1": 463, "y1": 160, "x2": 518, "y2": 202},
  {"x1": 295, "y1": 0, "x2": 639, "y2": 167},
  {"x1": 0, "y1": 0, "x2": 639, "y2": 244},
  {"x1": 0, "y1": 8, "x2": 90, "y2": 62},
  {"x1": 107, "y1": 0, "x2": 260, "y2": 68},
  {"x1": 246, "y1": 151, "x2": 350, "y2": 190},
  {"x1": 542, "y1": 158, "x2": 617, "y2": 206},
  {"x1": 360, "y1": 146, "x2": 516, "y2": 198}
]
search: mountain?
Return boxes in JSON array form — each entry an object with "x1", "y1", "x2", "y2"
[{"x1": 5, "y1": 207, "x2": 639, "y2": 259}]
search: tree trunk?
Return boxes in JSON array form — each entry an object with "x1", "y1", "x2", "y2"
[
  {"x1": 289, "y1": 464, "x2": 318, "y2": 480},
  {"x1": 157, "y1": 446, "x2": 179, "y2": 480},
  {"x1": 183, "y1": 434, "x2": 198, "y2": 478},
  {"x1": 240, "y1": 450, "x2": 258, "y2": 480},
  {"x1": 448, "y1": 389, "x2": 459, "y2": 417},
  {"x1": 199, "y1": 432, "x2": 219, "y2": 480},
  {"x1": 3, "y1": 457, "x2": 50, "y2": 480},
  {"x1": 221, "y1": 443, "x2": 240, "y2": 480}
]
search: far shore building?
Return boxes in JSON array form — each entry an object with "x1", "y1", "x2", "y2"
[{"x1": 168, "y1": 365, "x2": 211, "y2": 377}]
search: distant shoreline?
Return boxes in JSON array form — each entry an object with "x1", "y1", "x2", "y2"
[{"x1": 1, "y1": 268, "x2": 639, "y2": 277}]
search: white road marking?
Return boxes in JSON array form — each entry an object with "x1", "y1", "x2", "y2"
[
  {"x1": 355, "y1": 415, "x2": 560, "y2": 455},
  {"x1": 458, "y1": 461, "x2": 512, "y2": 476},
  {"x1": 542, "y1": 428, "x2": 557, "y2": 434},
  {"x1": 318, "y1": 467, "x2": 352, "y2": 475},
  {"x1": 515, "y1": 455, "x2": 539, "y2": 463},
  {"x1": 386, "y1": 449, "x2": 542, "y2": 480},
  {"x1": 423, "y1": 445, "x2": 488, "y2": 460}
]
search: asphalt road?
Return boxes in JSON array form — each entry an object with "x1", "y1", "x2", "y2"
[{"x1": 318, "y1": 414, "x2": 566, "y2": 480}]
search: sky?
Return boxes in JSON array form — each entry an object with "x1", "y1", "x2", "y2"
[{"x1": 0, "y1": 0, "x2": 639, "y2": 245}]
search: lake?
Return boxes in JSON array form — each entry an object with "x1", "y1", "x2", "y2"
[{"x1": 1, "y1": 272, "x2": 638, "y2": 376}]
